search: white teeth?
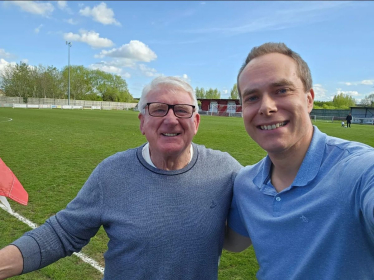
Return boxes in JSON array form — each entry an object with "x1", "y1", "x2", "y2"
[
  {"x1": 163, "y1": 133, "x2": 178, "y2": 137},
  {"x1": 260, "y1": 122, "x2": 286, "y2": 130}
]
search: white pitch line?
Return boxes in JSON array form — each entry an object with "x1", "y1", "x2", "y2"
[
  {"x1": 0, "y1": 203, "x2": 104, "y2": 274},
  {"x1": 0, "y1": 117, "x2": 13, "y2": 122}
]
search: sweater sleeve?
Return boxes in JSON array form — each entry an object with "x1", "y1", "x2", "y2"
[{"x1": 12, "y1": 164, "x2": 104, "y2": 273}]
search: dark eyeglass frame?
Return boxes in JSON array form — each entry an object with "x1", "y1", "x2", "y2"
[{"x1": 145, "y1": 102, "x2": 196, "y2": 119}]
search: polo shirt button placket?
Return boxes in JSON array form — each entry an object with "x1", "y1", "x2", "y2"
[{"x1": 273, "y1": 196, "x2": 282, "y2": 216}]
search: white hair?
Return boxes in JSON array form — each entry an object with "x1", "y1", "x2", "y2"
[{"x1": 138, "y1": 76, "x2": 198, "y2": 114}]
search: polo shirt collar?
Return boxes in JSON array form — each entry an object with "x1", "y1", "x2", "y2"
[{"x1": 253, "y1": 126, "x2": 327, "y2": 189}]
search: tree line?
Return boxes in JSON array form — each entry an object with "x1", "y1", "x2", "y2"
[
  {"x1": 314, "y1": 92, "x2": 374, "y2": 109},
  {"x1": 194, "y1": 84, "x2": 240, "y2": 100},
  {"x1": 0, "y1": 62, "x2": 136, "y2": 103}
]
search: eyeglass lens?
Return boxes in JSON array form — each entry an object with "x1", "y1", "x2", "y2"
[{"x1": 148, "y1": 103, "x2": 194, "y2": 118}]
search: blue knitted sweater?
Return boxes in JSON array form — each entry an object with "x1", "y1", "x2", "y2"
[{"x1": 13, "y1": 143, "x2": 242, "y2": 279}]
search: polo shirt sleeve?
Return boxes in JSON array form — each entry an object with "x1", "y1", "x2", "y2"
[{"x1": 228, "y1": 189, "x2": 250, "y2": 238}]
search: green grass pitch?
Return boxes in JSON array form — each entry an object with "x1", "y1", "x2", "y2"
[{"x1": 0, "y1": 108, "x2": 373, "y2": 279}]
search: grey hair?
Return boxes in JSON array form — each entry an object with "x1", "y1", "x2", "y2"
[
  {"x1": 138, "y1": 76, "x2": 198, "y2": 114},
  {"x1": 237, "y1": 42, "x2": 312, "y2": 102}
]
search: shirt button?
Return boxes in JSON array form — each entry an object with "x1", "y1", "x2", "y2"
[{"x1": 276, "y1": 197, "x2": 281, "y2": 201}]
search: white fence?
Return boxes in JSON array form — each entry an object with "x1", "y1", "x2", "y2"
[{"x1": 0, "y1": 96, "x2": 137, "y2": 110}]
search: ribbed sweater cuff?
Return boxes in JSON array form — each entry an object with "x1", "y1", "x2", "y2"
[{"x1": 12, "y1": 236, "x2": 41, "y2": 273}]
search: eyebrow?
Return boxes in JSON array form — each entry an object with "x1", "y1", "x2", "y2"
[
  {"x1": 242, "y1": 78, "x2": 296, "y2": 98},
  {"x1": 271, "y1": 79, "x2": 295, "y2": 88}
]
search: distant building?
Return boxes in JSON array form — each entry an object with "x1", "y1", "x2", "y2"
[
  {"x1": 350, "y1": 106, "x2": 374, "y2": 118},
  {"x1": 198, "y1": 99, "x2": 241, "y2": 117}
]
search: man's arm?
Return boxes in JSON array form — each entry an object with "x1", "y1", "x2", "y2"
[
  {"x1": 224, "y1": 226, "x2": 252, "y2": 252},
  {"x1": 0, "y1": 245, "x2": 23, "y2": 279}
]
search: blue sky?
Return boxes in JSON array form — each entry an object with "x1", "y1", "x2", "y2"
[{"x1": 0, "y1": 1, "x2": 373, "y2": 101}]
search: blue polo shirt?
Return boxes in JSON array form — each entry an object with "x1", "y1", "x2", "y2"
[{"x1": 228, "y1": 126, "x2": 374, "y2": 280}]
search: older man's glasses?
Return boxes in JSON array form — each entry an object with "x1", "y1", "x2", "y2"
[{"x1": 146, "y1": 102, "x2": 195, "y2": 118}]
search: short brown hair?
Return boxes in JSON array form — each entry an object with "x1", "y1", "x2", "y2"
[{"x1": 237, "y1": 42, "x2": 312, "y2": 102}]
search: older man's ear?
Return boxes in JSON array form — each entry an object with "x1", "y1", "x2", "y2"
[{"x1": 138, "y1": 113, "x2": 146, "y2": 135}]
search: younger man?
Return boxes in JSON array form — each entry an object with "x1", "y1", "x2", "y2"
[{"x1": 225, "y1": 42, "x2": 374, "y2": 280}]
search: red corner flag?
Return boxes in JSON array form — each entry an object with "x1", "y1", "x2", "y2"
[{"x1": 0, "y1": 158, "x2": 28, "y2": 205}]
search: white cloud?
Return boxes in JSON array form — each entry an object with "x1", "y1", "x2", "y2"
[
  {"x1": 106, "y1": 58, "x2": 137, "y2": 68},
  {"x1": 65, "y1": 18, "x2": 78, "y2": 25},
  {"x1": 89, "y1": 63, "x2": 123, "y2": 75},
  {"x1": 89, "y1": 61, "x2": 132, "y2": 79},
  {"x1": 313, "y1": 84, "x2": 330, "y2": 101},
  {"x1": 344, "y1": 82, "x2": 352, "y2": 86},
  {"x1": 0, "y1": 58, "x2": 10, "y2": 72},
  {"x1": 63, "y1": 30, "x2": 114, "y2": 49},
  {"x1": 57, "y1": 1, "x2": 67, "y2": 9},
  {"x1": 97, "y1": 40, "x2": 157, "y2": 62},
  {"x1": 11, "y1": 1, "x2": 54, "y2": 17},
  {"x1": 57, "y1": 1, "x2": 72, "y2": 14},
  {"x1": 34, "y1": 24, "x2": 43, "y2": 34},
  {"x1": 79, "y1": 2, "x2": 120, "y2": 26},
  {"x1": 177, "y1": 74, "x2": 191, "y2": 83},
  {"x1": 138, "y1": 64, "x2": 158, "y2": 77},
  {"x1": 336, "y1": 89, "x2": 359, "y2": 96},
  {"x1": 0, "y1": 59, "x2": 16, "y2": 75},
  {"x1": 0, "y1": 49, "x2": 13, "y2": 59},
  {"x1": 122, "y1": 72, "x2": 131, "y2": 79},
  {"x1": 360, "y1": 80, "x2": 374, "y2": 85},
  {"x1": 21, "y1": 59, "x2": 29, "y2": 64}
]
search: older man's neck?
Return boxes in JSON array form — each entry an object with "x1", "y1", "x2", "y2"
[{"x1": 151, "y1": 147, "x2": 192, "y2": 171}]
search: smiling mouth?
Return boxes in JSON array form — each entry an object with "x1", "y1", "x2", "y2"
[
  {"x1": 259, "y1": 121, "x2": 288, "y2": 130},
  {"x1": 162, "y1": 133, "x2": 180, "y2": 137}
]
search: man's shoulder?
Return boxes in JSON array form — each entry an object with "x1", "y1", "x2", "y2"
[
  {"x1": 325, "y1": 135, "x2": 373, "y2": 155},
  {"x1": 98, "y1": 146, "x2": 141, "y2": 169},
  {"x1": 193, "y1": 143, "x2": 243, "y2": 169},
  {"x1": 238, "y1": 157, "x2": 266, "y2": 178},
  {"x1": 195, "y1": 143, "x2": 237, "y2": 159}
]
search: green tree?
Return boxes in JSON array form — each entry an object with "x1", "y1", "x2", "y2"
[
  {"x1": 36, "y1": 65, "x2": 64, "y2": 99},
  {"x1": 61, "y1": 65, "x2": 93, "y2": 100},
  {"x1": 195, "y1": 87, "x2": 205, "y2": 99},
  {"x1": 1, "y1": 63, "x2": 135, "y2": 102},
  {"x1": 332, "y1": 93, "x2": 355, "y2": 109},
  {"x1": 230, "y1": 83, "x2": 239, "y2": 99},
  {"x1": 313, "y1": 100, "x2": 334, "y2": 109},
  {"x1": 0, "y1": 62, "x2": 36, "y2": 101},
  {"x1": 90, "y1": 69, "x2": 133, "y2": 102},
  {"x1": 361, "y1": 94, "x2": 374, "y2": 107},
  {"x1": 205, "y1": 88, "x2": 220, "y2": 99}
]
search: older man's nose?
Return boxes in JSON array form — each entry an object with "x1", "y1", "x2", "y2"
[{"x1": 163, "y1": 107, "x2": 179, "y2": 122}]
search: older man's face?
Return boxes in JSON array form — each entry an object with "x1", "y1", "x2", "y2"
[{"x1": 139, "y1": 87, "x2": 200, "y2": 159}]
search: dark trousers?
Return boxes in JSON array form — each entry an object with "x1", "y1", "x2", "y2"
[{"x1": 347, "y1": 121, "x2": 351, "y2": 127}]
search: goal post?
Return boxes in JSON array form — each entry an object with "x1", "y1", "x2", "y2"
[{"x1": 315, "y1": 116, "x2": 334, "y2": 122}]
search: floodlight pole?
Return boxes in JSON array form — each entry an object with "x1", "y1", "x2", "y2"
[{"x1": 66, "y1": 41, "x2": 72, "y2": 105}]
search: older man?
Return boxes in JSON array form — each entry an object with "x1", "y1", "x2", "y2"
[
  {"x1": 0, "y1": 76, "x2": 242, "y2": 279},
  {"x1": 225, "y1": 43, "x2": 374, "y2": 279}
]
